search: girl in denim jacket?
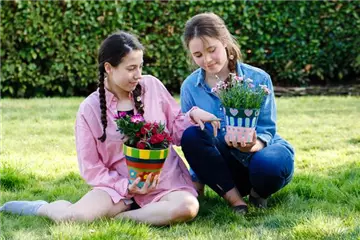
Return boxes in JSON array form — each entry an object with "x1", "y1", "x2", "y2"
[{"x1": 180, "y1": 12, "x2": 295, "y2": 215}]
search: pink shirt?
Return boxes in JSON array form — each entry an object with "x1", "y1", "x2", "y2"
[{"x1": 75, "y1": 75, "x2": 197, "y2": 207}]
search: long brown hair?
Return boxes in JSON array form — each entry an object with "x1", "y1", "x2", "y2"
[
  {"x1": 183, "y1": 12, "x2": 242, "y2": 73},
  {"x1": 97, "y1": 31, "x2": 145, "y2": 142}
]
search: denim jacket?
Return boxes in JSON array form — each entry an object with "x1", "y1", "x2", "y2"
[{"x1": 180, "y1": 62, "x2": 294, "y2": 156}]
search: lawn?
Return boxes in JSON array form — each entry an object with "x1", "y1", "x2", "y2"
[{"x1": 1, "y1": 96, "x2": 360, "y2": 240}]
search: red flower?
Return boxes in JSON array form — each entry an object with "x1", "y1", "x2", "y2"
[
  {"x1": 151, "y1": 123, "x2": 159, "y2": 134},
  {"x1": 162, "y1": 132, "x2": 172, "y2": 142},
  {"x1": 141, "y1": 123, "x2": 152, "y2": 135},
  {"x1": 136, "y1": 132, "x2": 142, "y2": 137},
  {"x1": 136, "y1": 141, "x2": 146, "y2": 149},
  {"x1": 150, "y1": 133, "x2": 165, "y2": 144}
]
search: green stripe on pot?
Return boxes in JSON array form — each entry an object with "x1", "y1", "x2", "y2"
[{"x1": 123, "y1": 144, "x2": 169, "y2": 160}]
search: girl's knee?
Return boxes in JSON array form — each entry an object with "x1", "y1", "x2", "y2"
[
  {"x1": 181, "y1": 126, "x2": 201, "y2": 145},
  {"x1": 171, "y1": 195, "x2": 199, "y2": 221},
  {"x1": 250, "y1": 144, "x2": 294, "y2": 176}
]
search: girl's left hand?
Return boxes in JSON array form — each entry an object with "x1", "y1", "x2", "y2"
[
  {"x1": 225, "y1": 131, "x2": 265, "y2": 153},
  {"x1": 190, "y1": 108, "x2": 221, "y2": 137}
]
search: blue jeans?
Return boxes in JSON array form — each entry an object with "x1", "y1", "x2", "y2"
[{"x1": 181, "y1": 126, "x2": 295, "y2": 198}]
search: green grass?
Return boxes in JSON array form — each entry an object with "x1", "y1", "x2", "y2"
[{"x1": 1, "y1": 96, "x2": 360, "y2": 240}]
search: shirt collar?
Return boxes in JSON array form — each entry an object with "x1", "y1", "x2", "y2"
[
  {"x1": 195, "y1": 68, "x2": 205, "y2": 87},
  {"x1": 236, "y1": 61, "x2": 245, "y2": 78}
]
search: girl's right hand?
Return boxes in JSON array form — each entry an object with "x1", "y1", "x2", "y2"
[
  {"x1": 128, "y1": 173, "x2": 159, "y2": 195},
  {"x1": 189, "y1": 108, "x2": 221, "y2": 137}
]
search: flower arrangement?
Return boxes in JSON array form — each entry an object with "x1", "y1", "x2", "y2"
[
  {"x1": 211, "y1": 73, "x2": 271, "y2": 109},
  {"x1": 114, "y1": 112, "x2": 172, "y2": 150}
]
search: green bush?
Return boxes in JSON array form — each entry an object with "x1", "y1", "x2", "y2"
[{"x1": 1, "y1": 0, "x2": 359, "y2": 97}]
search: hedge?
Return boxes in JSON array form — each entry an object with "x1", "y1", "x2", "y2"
[{"x1": 1, "y1": 0, "x2": 359, "y2": 97}]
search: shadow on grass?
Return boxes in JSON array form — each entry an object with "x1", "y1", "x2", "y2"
[
  {"x1": 191, "y1": 160, "x2": 360, "y2": 239},
  {"x1": 1, "y1": 161, "x2": 359, "y2": 239},
  {"x1": 349, "y1": 137, "x2": 360, "y2": 145}
]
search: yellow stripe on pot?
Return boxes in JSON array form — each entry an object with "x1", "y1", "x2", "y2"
[
  {"x1": 123, "y1": 145, "x2": 130, "y2": 156},
  {"x1": 139, "y1": 149, "x2": 150, "y2": 159},
  {"x1": 159, "y1": 149, "x2": 165, "y2": 159}
]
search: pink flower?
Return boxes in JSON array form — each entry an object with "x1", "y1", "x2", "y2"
[
  {"x1": 248, "y1": 83, "x2": 255, "y2": 88},
  {"x1": 130, "y1": 114, "x2": 144, "y2": 123},
  {"x1": 260, "y1": 85, "x2": 271, "y2": 95},
  {"x1": 221, "y1": 83, "x2": 228, "y2": 90},
  {"x1": 235, "y1": 76, "x2": 243, "y2": 82},
  {"x1": 115, "y1": 111, "x2": 127, "y2": 119}
]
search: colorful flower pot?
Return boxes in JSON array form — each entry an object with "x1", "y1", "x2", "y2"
[
  {"x1": 123, "y1": 144, "x2": 169, "y2": 188},
  {"x1": 224, "y1": 107, "x2": 260, "y2": 143}
]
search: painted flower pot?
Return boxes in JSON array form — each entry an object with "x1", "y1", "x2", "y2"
[
  {"x1": 224, "y1": 107, "x2": 260, "y2": 143},
  {"x1": 123, "y1": 144, "x2": 169, "y2": 188}
]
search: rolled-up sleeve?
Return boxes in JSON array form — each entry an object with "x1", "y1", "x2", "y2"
[{"x1": 256, "y1": 75, "x2": 277, "y2": 146}]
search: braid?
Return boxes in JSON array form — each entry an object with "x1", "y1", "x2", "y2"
[
  {"x1": 98, "y1": 70, "x2": 107, "y2": 142},
  {"x1": 226, "y1": 47, "x2": 237, "y2": 74},
  {"x1": 133, "y1": 84, "x2": 144, "y2": 115},
  {"x1": 96, "y1": 31, "x2": 144, "y2": 142}
]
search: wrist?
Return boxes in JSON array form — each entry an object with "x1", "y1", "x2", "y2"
[
  {"x1": 188, "y1": 106, "x2": 199, "y2": 122},
  {"x1": 256, "y1": 139, "x2": 265, "y2": 150}
]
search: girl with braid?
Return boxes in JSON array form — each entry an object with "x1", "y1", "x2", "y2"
[
  {"x1": 180, "y1": 13, "x2": 295, "y2": 214},
  {"x1": 0, "y1": 31, "x2": 221, "y2": 225}
]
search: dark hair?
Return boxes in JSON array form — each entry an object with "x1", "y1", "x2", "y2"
[
  {"x1": 97, "y1": 31, "x2": 145, "y2": 142},
  {"x1": 183, "y1": 12, "x2": 242, "y2": 73}
]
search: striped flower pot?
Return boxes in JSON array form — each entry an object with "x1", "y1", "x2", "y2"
[
  {"x1": 224, "y1": 107, "x2": 260, "y2": 143},
  {"x1": 123, "y1": 144, "x2": 169, "y2": 188}
]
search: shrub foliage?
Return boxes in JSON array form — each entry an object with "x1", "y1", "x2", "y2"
[{"x1": 1, "y1": 0, "x2": 359, "y2": 97}]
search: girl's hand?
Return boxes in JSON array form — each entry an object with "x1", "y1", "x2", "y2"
[
  {"x1": 225, "y1": 131, "x2": 265, "y2": 153},
  {"x1": 128, "y1": 173, "x2": 159, "y2": 195},
  {"x1": 190, "y1": 108, "x2": 221, "y2": 137}
]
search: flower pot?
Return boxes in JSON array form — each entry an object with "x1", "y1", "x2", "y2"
[
  {"x1": 123, "y1": 144, "x2": 169, "y2": 188},
  {"x1": 224, "y1": 107, "x2": 260, "y2": 143}
]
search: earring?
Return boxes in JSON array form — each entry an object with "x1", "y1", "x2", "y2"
[{"x1": 136, "y1": 96, "x2": 142, "y2": 102}]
